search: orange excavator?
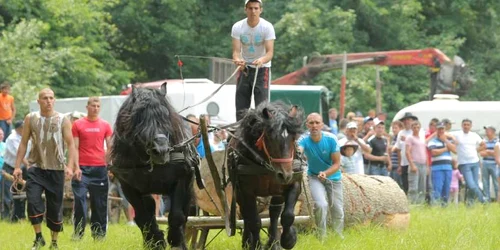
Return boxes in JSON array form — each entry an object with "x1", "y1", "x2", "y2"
[{"x1": 271, "y1": 48, "x2": 475, "y2": 99}]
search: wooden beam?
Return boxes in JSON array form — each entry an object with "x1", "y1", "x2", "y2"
[{"x1": 156, "y1": 215, "x2": 311, "y2": 228}]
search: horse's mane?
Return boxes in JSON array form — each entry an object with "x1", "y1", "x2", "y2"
[
  {"x1": 237, "y1": 101, "x2": 304, "y2": 150},
  {"x1": 111, "y1": 87, "x2": 186, "y2": 164}
]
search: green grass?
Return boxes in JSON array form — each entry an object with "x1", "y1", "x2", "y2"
[{"x1": 1, "y1": 204, "x2": 499, "y2": 249}]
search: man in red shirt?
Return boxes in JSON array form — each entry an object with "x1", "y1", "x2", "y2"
[{"x1": 71, "y1": 96, "x2": 112, "y2": 240}]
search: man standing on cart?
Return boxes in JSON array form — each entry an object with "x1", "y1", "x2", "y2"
[{"x1": 232, "y1": 0, "x2": 275, "y2": 121}]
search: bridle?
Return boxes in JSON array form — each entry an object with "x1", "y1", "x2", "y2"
[{"x1": 255, "y1": 131, "x2": 294, "y2": 164}]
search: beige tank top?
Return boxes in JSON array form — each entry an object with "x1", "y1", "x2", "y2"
[{"x1": 28, "y1": 112, "x2": 66, "y2": 171}]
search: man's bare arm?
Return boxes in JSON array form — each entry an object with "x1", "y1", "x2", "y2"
[
  {"x1": 324, "y1": 152, "x2": 341, "y2": 177},
  {"x1": 232, "y1": 38, "x2": 245, "y2": 67},
  {"x1": 73, "y1": 137, "x2": 80, "y2": 168},
  {"x1": 256, "y1": 39, "x2": 274, "y2": 65},
  {"x1": 14, "y1": 115, "x2": 32, "y2": 170},
  {"x1": 105, "y1": 136, "x2": 112, "y2": 164},
  {"x1": 62, "y1": 118, "x2": 77, "y2": 170},
  {"x1": 10, "y1": 102, "x2": 16, "y2": 124}
]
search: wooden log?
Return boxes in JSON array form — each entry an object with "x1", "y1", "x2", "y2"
[
  {"x1": 157, "y1": 215, "x2": 311, "y2": 228},
  {"x1": 193, "y1": 150, "x2": 270, "y2": 217},
  {"x1": 340, "y1": 174, "x2": 410, "y2": 229}
]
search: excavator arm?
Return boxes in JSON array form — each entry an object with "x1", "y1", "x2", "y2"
[{"x1": 272, "y1": 48, "x2": 475, "y2": 98}]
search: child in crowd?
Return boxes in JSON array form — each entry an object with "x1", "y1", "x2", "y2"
[
  {"x1": 450, "y1": 164, "x2": 465, "y2": 204},
  {"x1": 341, "y1": 141, "x2": 359, "y2": 174}
]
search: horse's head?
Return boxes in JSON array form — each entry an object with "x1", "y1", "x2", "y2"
[
  {"x1": 240, "y1": 102, "x2": 304, "y2": 184},
  {"x1": 113, "y1": 82, "x2": 184, "y2": 166}
]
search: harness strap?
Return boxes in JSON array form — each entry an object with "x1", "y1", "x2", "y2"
[{"x1": 225, "y1": 130, "x2": 275, "y2": 173}]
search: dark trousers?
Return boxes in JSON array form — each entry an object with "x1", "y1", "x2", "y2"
[
  {"x1": 401, "y1": 165, "x2": 409, "y2": 195},
  {"x1": 235, "y1": 67, "x2": 270, "y2": 121},
  {"x1": 72, "y1": 166, "x2": 109, "y2": 238},
  {"x1": 26, "y1": 167, "x2": 65, "y2": 232}
]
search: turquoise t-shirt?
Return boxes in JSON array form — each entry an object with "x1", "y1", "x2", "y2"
[
  {"x1": 298, "y1": 132, "x2": 341, "y2": 181},
  {"x1": 0, "y1": 142, "x2": 6, "y2": 182},
  {"x1": 196, "y1": 139, "x2": 214, "y2": 159}
]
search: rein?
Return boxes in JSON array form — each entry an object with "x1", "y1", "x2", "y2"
[
  {"x1": 255, "y1": 131, "x2": 295, "y2": 164},
  {"x1": 225, "y1": 129, "x2": 276, "y2": 174}
]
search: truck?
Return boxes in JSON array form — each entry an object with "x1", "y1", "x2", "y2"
[
  {"x1": 392, "y1": 94, "x2": 500, "y2": 136},
  {"x1": 30, "y1": 79, "x2": 333, "y2": 127}
]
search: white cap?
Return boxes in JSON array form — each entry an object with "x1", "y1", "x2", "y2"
[
  {"x1": 346, "y1": 122, "x2": 358, "y2": 129},
  {"x1": 373, "y1": 118, "x2": 384, "y2": 126},
  {"x1": 245, "y1": 0, "x2": 262, "y2": 6}
]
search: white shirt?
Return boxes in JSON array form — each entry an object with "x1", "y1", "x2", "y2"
[
  {"x1": 4, "y1": 131, "x2": 30, "y2": 167},
  {"x1": 451, "y1": 130, "x2": 482, "y2": 164},
  {"x1": 231, "y1": 18, "x2": 276, "y2": 68},
  {"x1": 395, "y1": 129, "x2": 425, "y2": 166},
  {"x1": 338, "y1": 137, "x2": 369, "y2": 174}
]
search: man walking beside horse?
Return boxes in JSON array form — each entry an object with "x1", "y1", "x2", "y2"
[
  {"x1": 71, "y1": 96, "x2": 113, "y2": 240},
  {"x1": 298, "y1": 113, "x2": 344, "y2": 239},
  {"x1": 13, "y1": 88, "x2": 78, "y2": 250}
]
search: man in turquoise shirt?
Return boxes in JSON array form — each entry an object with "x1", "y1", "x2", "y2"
[{"x1": 298, "y1": 112, "x2": 343, "y2": 239}]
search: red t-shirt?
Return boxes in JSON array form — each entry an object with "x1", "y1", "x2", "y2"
[{"x1": 72, "y1": 117, "x2": 113, "y2": 166}]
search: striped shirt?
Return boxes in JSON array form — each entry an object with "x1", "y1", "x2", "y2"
[
  {"x1": 390, "y1": 135, "x2": 399, "y2": 167},
  {"x1": 427, "y1": 138, "x2": 452, "y2": 171},
  {"x1": 482, "y1": 138, "x2": 498, "y2": 164}
]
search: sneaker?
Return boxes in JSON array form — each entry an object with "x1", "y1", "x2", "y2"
[
  {"x1": 127, "y1": 221, "x2": 136, "y2": 226},
  {"x1": 31, "y1": 237, "x2": 46, "y2": 250}
]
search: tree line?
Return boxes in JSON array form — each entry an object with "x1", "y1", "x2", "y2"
[{"x1": 1, "y1": 0, "x2": 499, "y2": 118}]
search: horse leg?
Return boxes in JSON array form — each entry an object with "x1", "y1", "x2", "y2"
[
  {"x1": 238, "y1": 193, "x2": 262, "y2": 250},
  {"x1": 266, "y1": 196, "x2": 284, "y2": 250},
  {"x1": 120, "y1": 181, "x2": 165, "y2": 249},
  {"x1": 280, "y1": 182, "x2": 301, "y2": 250},
  {"x1": 167, "y1": 178, "x2": 191, "y2": 250}
]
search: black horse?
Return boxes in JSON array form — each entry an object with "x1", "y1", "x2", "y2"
[
  {"x1": 110, "y1": 83, "x2": 199, "y2": 249},
  {"x1": 230, "y1": 101, "x2": 305, "y2": 250}
]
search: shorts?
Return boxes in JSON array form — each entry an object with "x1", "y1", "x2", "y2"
[
  {"x1": 26, "y1": 167, "x2": 65, "y2": 232},
  {"x1": 450, "y1": 186, "x2": 459, "y2": 193}
]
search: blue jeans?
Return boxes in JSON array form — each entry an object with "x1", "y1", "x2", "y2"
[
  {"x1": 1, "y1": 164, "x2": 13, "y2": 220},
  {"x1": 369, "y1": 165, "x2": 388, "y2": 176},
  {"x1": 459, "y1": 162, "x2": 486, "y2": 204},
  {"x1": 482, "y1": 163, "x2": 498, "y2": 201},
  {"x1": 432, "y1": 169, "x2": 452, "y2": 205},
  {"x1": 72, "y1": 166, "x2": 109, "y2": 238},
  {"x1": 408, "y1": 164, "x2": 427, "y2": 204},
  {"x1": 0, "y1": 120, "x2": 11, "y2": 142},
  {"x1": 308, "y1": 175, "x2": 344, "y2": 237},
  {"x1": 390, "y1": 168, "x2": 403, "y2": 189}
]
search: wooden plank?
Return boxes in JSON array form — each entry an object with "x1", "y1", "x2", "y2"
[{"x1": 156, "y1": 215, "x2": 311, "y2": 228}]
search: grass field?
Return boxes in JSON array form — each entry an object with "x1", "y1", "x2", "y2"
[{"x1": 1, "y1": 204, "x2": 499, "y2": 250}]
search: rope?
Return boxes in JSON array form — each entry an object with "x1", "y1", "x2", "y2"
[
  {"x1": 250, "y1": 66, "x2": 260, "y2": 109},
  {"x1": 10, "y1": 176, "x2": 26, "y2": 194},
  {"x1": 178, "y1": 66, "x2": 241, "y2": 113},
  {"x1": 174, "y1": 55, "x2": 234, "y2": 63}
]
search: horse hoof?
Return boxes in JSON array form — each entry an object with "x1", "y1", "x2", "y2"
[
  {"x1": 280, "y1": 227, "x2": 297, "y2": 250},
  {"x1": 144, "y1": 241, "x2": 166, "y2": 250},
  {"x1": 171, "y1": 246, "x2": 187, "y2": 250}
]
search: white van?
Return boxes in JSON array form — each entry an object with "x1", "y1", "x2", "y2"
[{"x1": 392, "y1": 94, "x2": 500, "y2": 135}]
